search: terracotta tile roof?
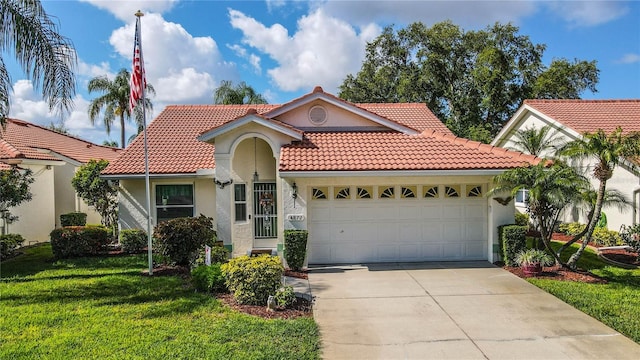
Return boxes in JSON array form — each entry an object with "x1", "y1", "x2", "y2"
[
  {"x1": 103, "y1": 104, "x2": 277, "y2": 175},
  {"x1": 524, "y1": 99, "x2": 640, "y2": 135},
  {"x1": 0, "y1": 118, "x2": 121, "y2": 164},
  {"x1": 280, "y1": 130, "x2": 540, "y2": 172},
  {"x1": 104, "y1": 99, "x2": 454, "y2": 176}
]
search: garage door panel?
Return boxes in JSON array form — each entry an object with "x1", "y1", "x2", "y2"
[{"x1": 308, "y1": 192, "x2": 488, "y2": 264}]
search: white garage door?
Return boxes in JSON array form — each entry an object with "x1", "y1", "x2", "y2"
[{"x1": 308, "y1": 186, "x2": 487, "y2": 264}]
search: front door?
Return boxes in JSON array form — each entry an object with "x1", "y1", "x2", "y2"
[{"x1": 254, "y1": 182, "x2": 277, "y2": 239}]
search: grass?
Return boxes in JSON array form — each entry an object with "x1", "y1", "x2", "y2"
[
  {"x1": 0, "y1": 244, "x2": 320, "y2": 360},
  {"x1": 527, "y1": 241, "x2": 640, "y2": 344}
]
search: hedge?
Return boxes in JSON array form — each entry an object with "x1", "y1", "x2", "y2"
[
  {"x1": 50, "y1": 226, "x2": 110, "y2": 258},
  {"x1": 60, "y1": 212, "x2": 87, "y2": 227},
  {"x1": 284, "y1": 229, "x2": 308, "y2": 271},
  {"x1": 153, "y1": 215, "x2": 216, "y2": 266},
  {"x1": 221, "y1": 255, "x2": 284, "y2": 305},
  {"x1": 0, "y1": 233, "x2": 25, "y2": 259},
  {"x1": 499, "y1": 225, "x2": 527, "y2": 266},
  {"x1": 120, "y1": 229, "x2": 147, "y2": 253}
]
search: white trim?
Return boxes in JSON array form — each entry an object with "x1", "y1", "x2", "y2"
[
  {"x1": 264, "y1": 92, "x2": 419, "y2": 135},
  {"x1": 228, "y1": 132, "x2": 280, "y2": 160},
  {"x1": 198, "y1": 114, "x2": 302, "y2": 142},
  {"x1": 100, "y1": 172, "x2": 213, "y2": 180},
  {"x1": 280, "y1": 169, "x2": 510, "y2": 178},
  {"x1": 2, "y1": 158, "x2": 66, "y2": 167}
]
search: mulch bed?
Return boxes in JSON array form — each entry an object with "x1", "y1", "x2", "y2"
[
  {"x1": 284, "y1": 269, "x2": 308, "y2": 279},
  {"x1": 216, "y1": 293, "x2": 313, "y2": 319},
  {"x1": 599, "y1": 248, "x2": 640, "y2": 267},
  {"x1": 504, "y1": 265, "x2": 607, "y2": 283}
]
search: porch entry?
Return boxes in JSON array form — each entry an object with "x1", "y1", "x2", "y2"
[{"x1": 254, "y1": 182, "x2": 277, "y2": 238}]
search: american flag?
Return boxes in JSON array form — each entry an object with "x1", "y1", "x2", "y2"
[{"x1": 129, "y1": 17, "x2": 145, "y2": 112}]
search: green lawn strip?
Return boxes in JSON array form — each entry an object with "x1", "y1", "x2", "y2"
[
  {"x1": 1, "y1": 244, "x2": 320, "y2": 360},
  {"x1": 526, "y1": 241, "x2": 640, "y2": 344}
]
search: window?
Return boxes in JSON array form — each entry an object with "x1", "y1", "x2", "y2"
[
  {"x1": 445, "y1": 186, "x2": 460, "y2": 198},
  {"x1": 312, "y1": 187, "x2": 327, "y2": 200},
  {"x1": 234, "y1": 184, "x2": 247, "y2": 221},
  {"x1": 424, "y1": 186, "x2": 439, "y2": 198},
  {"x1": 401, "y1": 186, "x2": 417, "y2": 198},
  {"x1": 379, "y1": 186, "x2": 395, "y2": 199},
  {"x1": 515, "y1": 189, "x2": 529, "y2": 206},
  {"x1": 467, "y1": 185, "x2": 482, "y2": 197},
  {"x1": 156, "y1": 184, "x2": 194, "y2": 223},
  {"x1": 335, "y1": 187, "x2": 350, "y2": 199},
  {"x1": 357, "y1": 187, "x2": 372, "y2": 199}
]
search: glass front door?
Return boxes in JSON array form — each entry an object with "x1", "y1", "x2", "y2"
[{"x1": 253, "y1": 182, "x2": 277, "y2": 238}]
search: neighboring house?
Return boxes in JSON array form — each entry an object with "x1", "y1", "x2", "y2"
[
  {"x1": 102, "y1": 87, "x2": 539, "y2": 264},
  {"x1": 492, "y1": 99, "x2": 640, "y2": 232},
  {"x1": 0, "y1": 118, "x2": 122, "y2": 241}
]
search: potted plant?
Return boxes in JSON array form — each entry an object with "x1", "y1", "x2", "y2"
[{"x1": 515, "y1": 249, "x2": 554, "y2": 276}]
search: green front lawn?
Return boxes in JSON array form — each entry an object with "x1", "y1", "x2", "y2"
[
  {"x1": 0, "y1": 244, "x2": 319, "y2": 359},
  {"x1": 528, "y1": 242, "x2": 640, "y2": 343}
]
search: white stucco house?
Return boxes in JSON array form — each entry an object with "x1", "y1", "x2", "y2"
[
  {"x1": 102, "y1": 87, "x2": 539, "y2": 264},
  {"x1": 492, "y1": 99, "x2": 640, "y2": 232},
  {"x1": 0, "y1": 118, "x2": 122, "y2": 242}
]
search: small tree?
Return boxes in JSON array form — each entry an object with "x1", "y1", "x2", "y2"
[
  {"x1": 71, "y1": 159, "x2": 118, "y2": 231},
  {"x1": 0, "y1": 167, "x2": 35, "y2": 234}
]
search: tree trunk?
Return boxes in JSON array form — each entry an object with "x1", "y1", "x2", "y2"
[
  {"x1": 119, "y1": 114, "x2": 126, "y2": 149},
  {"x1": 566, "y1": 179, "x2": 607, "y2": 269}
]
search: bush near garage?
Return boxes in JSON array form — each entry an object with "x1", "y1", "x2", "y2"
[
  {"x1": 120, "y1": 229, "x2": 147, "y2": 253},
  {"x1": 514, "y1": 213, "x2": 530, "y2": 227},
  {"x1": 60, "y1": 212, "x2": 87, "y2": 227},
  {"x1": 559, "y1": 222, "x2": 622, "y2": 246},
  {"x1": 50, "y1": 226, "x2": 110, "y2": 258},
  {"x1": 221, "y1": 255, "x2": 284, "y2": 305},
  {"x1": 499, "y1": 225, "x2": 527, "y2": 266},
  {"x1": 284, "y1": 229, "x2": 308, "y2": 271},
  {"x1": 0, "y1": 234, "x2": 25, "y2": 259},
  {"x1": 153, "y1": 215, "x2": 216, "y2": 266}
]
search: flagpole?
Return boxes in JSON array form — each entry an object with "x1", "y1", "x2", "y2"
[{"x1": 134, "y1": 10, "x2": 153, "y2": 276}]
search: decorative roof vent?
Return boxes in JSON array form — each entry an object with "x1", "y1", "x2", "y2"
[{"x1": 308, "y1": 105, "x2": 327, "y2": 126}]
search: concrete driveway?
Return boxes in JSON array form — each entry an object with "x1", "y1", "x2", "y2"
[{"x1": 308, "y1": 261, "x2": 640, "y2": 359}]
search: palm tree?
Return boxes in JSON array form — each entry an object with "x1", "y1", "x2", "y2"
[
  {"x1": 560, "y1": 127, "x2": 640, "y2": 268},
  {"x1": 87, "y1": 68, "x2": 154, "y2": 148},
  {"x1": 490, "y1": 162, "x2": 588, "y2": 264},
  {"x1": 506, "y1": 125, "x2": 563, "y2": 158},
  {"x1": 1, "y1": 0, "x2": 76, "y2": 126},
  {"x1": 213, "y1": 80, "x2": 267, "y2": 105}
]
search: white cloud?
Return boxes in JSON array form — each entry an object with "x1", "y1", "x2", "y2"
[
  {"x1": 546, "y1": 1, "x2": 628, "y2": 27},
  {"x1": 109, "y1": 13, "x2": 235, "y2": 106},
  {"x1": 80, "y1": 0, "x2": 178, "y2": 21},
  {"x1": 616, "y1": 53, "x2": 640, "y2": 64},
  {"x1": 229, "y1": 8, "x2": 380, "y2": 93},
  {"x1": 248, "y1": 54, "x2": 262, "y2": 74},
  {"x1": 77, "y1": 60, "x2": 113, "y2": 79}
]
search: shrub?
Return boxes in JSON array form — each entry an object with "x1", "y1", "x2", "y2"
[
  {"x1": 274, "y1": 285, "x2": 296, "y2": 308},
  {"x1": 515, "y1": 248, "x2": 554, "y2": 266},
  {"x1": 284, "y1": 229, "x2": 308, "y2": 271},
  {"x1": 191, "y1": 264, "x2": 226, "y2": 293},
  {"x1": 514, "y1": 213, "x2": 529, "y2": 227},
  {"x1": 50, "y1": 226, "x2": 110, "y2": 258},
  {"x1": 558, "y1": 222, "x2": 621, "y2": 246},
  {"x1": 559, "y1": 222, "x2": 584, "y2": 235},
  {"x1": 499, "y1": 225, "x2": 527, "y2": 266},
  {"x1": 120, "y1": 229, "x2": 147, "y2": 253},
  {"x1": 60, "y1": 212, "x2": 87, "y2": 227},
  {"x1": 0, "y1": 234, "x2": 25, "y2": 259},
  {"x1": 620, "y1": 224, "x2": 640, "y2": 260},
  {"x1": 153, "y1": 215, "x2": 216, "y2": 266},
  {"x1": 221, "y1": 255, "x2": 284, "y2": 305}
]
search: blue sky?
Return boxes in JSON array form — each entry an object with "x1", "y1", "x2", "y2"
[{"x1": 5, "y1": 0, "x2": 640, "y2": 146}]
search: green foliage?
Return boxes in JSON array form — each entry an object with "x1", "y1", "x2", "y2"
[
  {"x1": 213, "y1": 80, "x2": 267, "y2": 104},
  {"x1": 559, "y1": 222, "x2": 622, "y2": 246},
  {"x1": 50, "y1": 226, "x2": 110, "y2": 258},
  {"x1": 153, "y1": 215, "x2": 215, "y2": 266},
  {"x1": 119, "y1": 229, "x2": 147, "y2": 254},
  {"x1": 0, "y1": 233, "x2": 24, "y2": 259},
  {"x1": 515, "y1": 248, "x2": 554, "y2": 266},
  {"x1": 514, "y1": 213, "x2": 530, "y2": 227},
  {"x1": 0, "y1": 244, "x2": 320, "y2": 359},
  {"x1": 274, "y1": 285, "x2": 296, "y2": 308},
  {"x1": 0, "y1": 0, "x2": 77, "y2": 124},
  {"x1": 284, "y1": 229, "x2": 308, "y2": 271},
  {"x1": 499, "y1": 225, "x2": 527, "y2": 266},
  {"x1": 71, "y1": 159, "x2": 118, "y2": 230},
  {"x1": 191, "y1": 264, "x2": 226, "y2": 293},
  {"x1": 620, "y1": 224, "x2": 640, "y2": 259},
  {"x1": 339, "y1": 21, "x2": 598, "y2": 141},
  {"x1": 221, "y1": 255, "x2": 284, "y2": 305},
  {"x1": 0, "y1": 168, "x2": 35, "y2": 224},
  {"x1": 60, "y1": 212, "x2": 87, "y2": 227}
]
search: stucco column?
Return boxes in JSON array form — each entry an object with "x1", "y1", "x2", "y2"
[{"x1": 215, "y1": 154, "x2": 233, "y2": 251}]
